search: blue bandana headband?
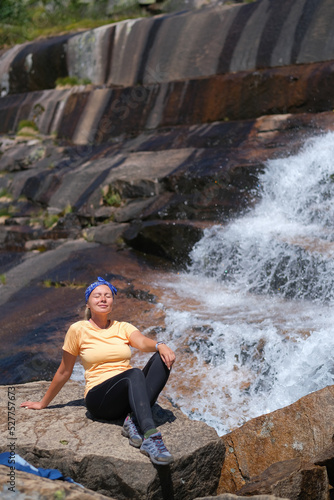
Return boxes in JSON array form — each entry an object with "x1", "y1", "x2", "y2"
[{"x1": 85, "y1": 277, "x2": 118, "y2": 303}]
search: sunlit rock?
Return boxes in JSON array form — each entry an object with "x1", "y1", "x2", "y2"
[
  {"x1": 218, "y1": 385, "x2": 334, "y2": 494},
  {"x1": 0, "y1": 466, "x2": 115, "y2": 499},
  {"x1": 0, "y1": 380, "x2": 225, "y2": 499},
  {"x1": 2, "y1": 0, "x2": 334, "y2": 94},
  {"x1": 83, "y1": 222, "x2": 129, "y2": 245},
  {"x1": 236, "y1": 458, "x2": 329, "y2": 499}
]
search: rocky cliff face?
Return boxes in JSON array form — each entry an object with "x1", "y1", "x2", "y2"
[
  {"x1": 2, "y1": 0, "x2": 334, "y2": 94},
  {"x1": 1, "y1": 112, "x2": 334, "y2": 266},
  {"x1": 2, "y1": 0, "x2": 334, "y2": 136},
  {"x1": 1, "y1": 0, "x2": 334, "y2": 265}
]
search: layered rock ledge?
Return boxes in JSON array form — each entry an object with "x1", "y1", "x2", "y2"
[
  {"x1": 0, "y1": 380, "x2": 224, "y2": 499},
  {"x1": 2, "y1": 111, "x2": 334, "y2": 269},
  {"x1": 2, "y1": 0, "x2": 334, "y2": 95}
]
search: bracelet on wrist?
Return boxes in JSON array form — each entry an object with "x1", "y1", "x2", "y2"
[{"x1": 155, "y1": 341, "x2": 165, "y2": 351}]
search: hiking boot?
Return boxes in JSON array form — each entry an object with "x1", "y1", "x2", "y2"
[
  {"x1": 140, "y1": 432, "x2": 173, "y2": 465},
  {"x1": 121, "y1": 415, "x2": 143, "y2": 448}
]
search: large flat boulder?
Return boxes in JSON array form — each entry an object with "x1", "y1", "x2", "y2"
[{"x1": 0, "y1": 380, "x2": 225, "y2": 499}]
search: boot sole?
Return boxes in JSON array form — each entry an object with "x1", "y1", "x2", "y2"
[
  {"x1": 140, "y1": 448, "x2": 174, "y2": 465},
  {"x1": 121, "y1": 428, "x2": 142, "y2": 448}
]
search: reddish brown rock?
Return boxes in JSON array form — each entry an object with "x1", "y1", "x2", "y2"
[
  {"x1": 0, "y1": 224, "x2": 42, "y2": 251},
  {"x1": 55, "y1": 61, "x2": 334, "y2": 142},
  {"x1": 7, "y1": 34, "x2": 70, "y2": 94},
  {"x1": 314, "y1": 442, "x2": 334, "y2": 487},
  {"x1": 236, "y1": 458, "x2": 329, "y2": 499},
  {"x1": 218, "y1": 385, "x2": 334, "y2": 494},
  {"x1": 1, "y1": 58, "x2": 333, "y2": 141}
]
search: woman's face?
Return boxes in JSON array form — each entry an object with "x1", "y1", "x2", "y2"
[{"x1": 87, "y1": 285, "x2": 114, "y2": 315}]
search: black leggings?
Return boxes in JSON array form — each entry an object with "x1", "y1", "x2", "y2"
[{"x1": 85, "y1": 352, "x2": 170, "y2": 435}]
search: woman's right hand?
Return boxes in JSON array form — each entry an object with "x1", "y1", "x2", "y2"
[
  {"x1": 20, "y1": 401, "x2": 46, "y2": 410},
  {"x1": 19, "y1": 351, "x2": 77, "y2": 411}
]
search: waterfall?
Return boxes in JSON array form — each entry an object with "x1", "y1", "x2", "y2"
[{"x1": 157, "y1": 132, "x2": 334, "y2": 435}]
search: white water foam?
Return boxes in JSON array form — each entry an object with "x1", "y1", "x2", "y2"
[{"x1": 153, "y1": 132, "x2": 334, "y2": 435}]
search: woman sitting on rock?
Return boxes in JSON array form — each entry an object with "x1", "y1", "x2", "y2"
[{"x1": 21, "y1": 276, "x2": 176, "y2": 466}]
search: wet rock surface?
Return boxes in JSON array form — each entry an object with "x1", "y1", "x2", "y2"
[
  {"x1": 1, "y1": 112, "x2": 334, "y2": 268},
  {"x1": 0, "y1": 244, "x2": 171, "y2": 385}
]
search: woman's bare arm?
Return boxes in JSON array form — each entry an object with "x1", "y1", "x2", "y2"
[
  {"x1": 129, "y1": 330, "x2": 176, "y2": 370},
  {"x1": 20, "y1": 350, "x2": 77, "y2": 410}
]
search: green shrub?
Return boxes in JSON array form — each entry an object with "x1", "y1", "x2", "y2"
[
  {"x1": 43, "y1": 214, "x2": 59, "y2": 229},
  {"x1": 0, "y1": 0, "x2": 148, "y2": 49},
  {"x1": 0, "y1": 206, "x2": 11, "y2": 216},
  {"x1": 0, "y1": 0, "x2": 24, "y2": 23},
  {"x1": 43, "y1": 279, "x2": 85, "y2": 290},
  {"x1": 55, "y1": 76, "x2": 91, "y2": 87},
  {"x1": 54, "y1": 489, "x2": 66, "y2": 500},
  {"x1": 17, "y1": 120, "x2": 39, "y2": 132},
  {"x1": 0, "y1": 188, "x2": 12, "y2": 198},
  {"x1": 63, "y1": 204, "x2": 73, "y2": 215},
  {"x1": 103, "y1": 187, "x2": 122, "y2": 207}
]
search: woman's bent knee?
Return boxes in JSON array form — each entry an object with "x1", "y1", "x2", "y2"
[{"x1": 128, "y1": 367, "x2": 145, "y2": 380}]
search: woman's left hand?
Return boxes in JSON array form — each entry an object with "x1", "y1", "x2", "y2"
[
  {"x1": 157, "y1": 343, "x2": 176, "y2": 370},
  {"x1": 129, "y1": 330, "x2": 176, "y2": 369}
]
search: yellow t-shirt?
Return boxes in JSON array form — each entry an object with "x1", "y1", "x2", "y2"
[{"x1": 62, "y1": 320, "x2": 138, "y2": 397}]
